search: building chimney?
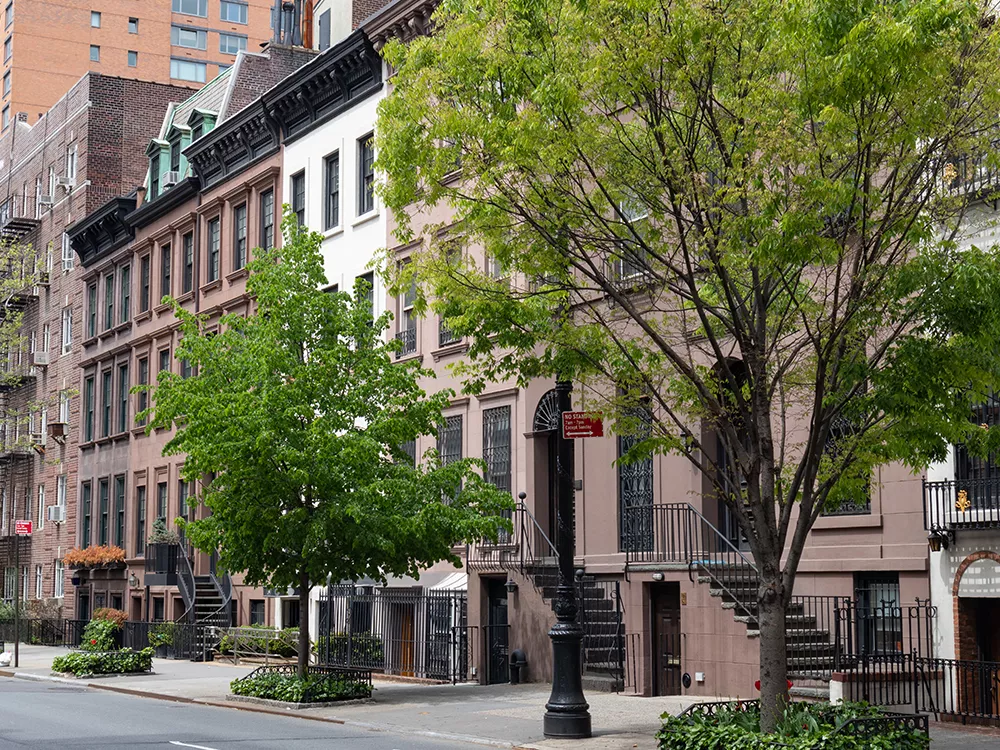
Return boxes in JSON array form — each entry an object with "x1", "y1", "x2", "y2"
[{"x1": 272, "y1": 0, "x2": 304, "y2": 46}]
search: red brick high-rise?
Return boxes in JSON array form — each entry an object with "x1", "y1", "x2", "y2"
[{"x1": 1, "y1": 0, "x2": 275, "y2": 127}]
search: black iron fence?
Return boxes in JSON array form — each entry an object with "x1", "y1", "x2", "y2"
[
  {"x1": 841, "y1": 653, "x2": 1000, "y2": 723},
  {"x1": 0, "y1": 618, "x2": 213, "y2": 660},
  {"x1": 231, "y1": 664, "x2": 373, "y2": 703},
  {"x1": 834, "y1": 599, "x2": 936, "y2": 667},
  {"x1": 0, "y1": 618, "x2": 87, "y2": 646},
  {"x1": 317, "y1": 585, "x2": 469, "y2": 682}
]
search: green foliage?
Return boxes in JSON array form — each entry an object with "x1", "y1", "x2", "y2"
[
  {"x1": 142, "y1": 210, "x2": 513, "y2": 676},
  {"x1": 80, "y1": 618, "x2": 121, "y2": 652},
  {"x1": 0, "y1": 601, "x2": 24, "y2": 622},
  {"x1": 377, "y1": 0, "x2": 1000, "y2": 728},
  {"x1": 147, "y1": 517, "x2": 180, "y2": 545},
  {"x1": 52, "y1": 647, "x2": 154, "y2": 676},
  {"x1": 229, "y1": 671, "x2": 372, "y2": 703},
  {"x1": 218, "y1": 625, "x2": 299, "y2": 658},
  {"x1": 314, "y1": 633, "x2": 384, "y2": 664},
  {"x1": 148, "y1": 622, "x2": 181, "y2": 648},
  {"x1": 657, "y1": 702, "x2": 929, "y2": 750}
]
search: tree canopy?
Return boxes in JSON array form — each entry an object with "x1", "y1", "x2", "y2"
[
  {"x1": 144, "y1": 212, "x2": 512, "y2": 674},
  {"x1": 377, "y1": 0, "x2": 1000, "y2": 726}
]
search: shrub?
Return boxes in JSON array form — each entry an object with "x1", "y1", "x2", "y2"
[
  {"x1": 80, "y1": 618, "x2": 122, "y2": 652},
  {"x1": 657, "y1": 701, "x2": 929, "y2": 750},
  {"x1": 92, "y1": 608, "x2": 128, "y2": 628},
  {"x1": 63, "y1": 545, "x2": 126, "y2": 568},
  {"x1": 230, "y1": 671, "x2": 371, "y2": 703},
  {"x1": 149, "y1": 622, "x2": 181, "y2": 648},
  {"x1": 147, "y1": 517, "x2": 180, "y2": 545},
  {"x1": 52, "y1": 647, "x2": 154, "y2": 676},
  {"x1": 314, "y1": 632, "x2": 384, "y2": 665},
  {"x1": 218, "y1": 625, "x2": 299, "y2": 657}
]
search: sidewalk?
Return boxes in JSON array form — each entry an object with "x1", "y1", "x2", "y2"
[{"x1": 0, "y1": 645, "x2": 994, "y2": 749}]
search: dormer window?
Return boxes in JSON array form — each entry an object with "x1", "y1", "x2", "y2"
[{"x1": 169, "y1": 138, "x2": 181, "y2": 173}]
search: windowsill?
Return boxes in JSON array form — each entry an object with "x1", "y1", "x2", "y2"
[
  {"x1": 174, "y1": 291, "x2": 194, "y2": 305},
  {"x1": 80, "y1": 439, "x2": 96, "y2": 450},
  {"x1": 812, "y1": 513, "x2": 882, "y2": 531},
  {"x1": 94, "y1": 435, "x2": 114, "y2": 447},
  {"x1": 131, "y1": 425, "x2": 148, "y2": 437},
  {"x1": 154, "y1": 302, "x2": 172, "y2": 315},
  {"x1": 111, "y1": 431, "x2": 130, "y2": 443},
  {"x1": 82, "y1": 336, "x2": 98, "y2": 348},
  {"x1": 322, "y1": 225, "x2": 344, "y2": 240},
  {"x1": 98, "y1": 328, "x2": 115, "y2": 341},
  {"x1": 351, "y1": 209, "x2": 379, "y2": 228},
  {"x1": 442, "y1": 169, "x2": 462, "y2": 185},
  {"x1": 226, "y1": 267, "x2": 249, "y2": 284},
  {"x1": 200, "y1": 278, "x2": 222, "y2": 293},
  {"x1": 135, "y1": 310, "x2": 152, "y2": 323},
  {"x1": 396, "y1": 351, "x2": 423, "y2": 364},
  {"x1": 432, "y1": 341, "x2": 468, "y2": 361},
  {"x1": 113, "y1": 320, "x2": 131, "y2": 334}
]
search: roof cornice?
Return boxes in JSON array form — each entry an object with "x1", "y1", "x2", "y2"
[
  {"x1": 363, "y1": 0, "x2": 438, "y2": 50},
  {"x1": 67, "y1": 195, "x2": 137, "y2": 267},
  {"x1": 260, "y1": 30, "x2": 383, "y2": 145}
]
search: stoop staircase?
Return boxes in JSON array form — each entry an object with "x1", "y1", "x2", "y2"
[
  {"x1": 625, "y1": 502, "x2": 844, "y2": 684},
  {"x1": 176, "y1": 544, "x2": 233, "y2": 660},
  {"x1": 696, "y1": 566, "x2": 839, "y2": 680},
  {"x1": 468, "y1": 503, "x2": 627, "y2": 690}
]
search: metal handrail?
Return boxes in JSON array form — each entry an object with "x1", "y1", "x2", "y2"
[
  {"x1": 517, "y1": 501, "x2": 557, "y2": 563},
  {"x1": 176, "y1": 544, "x2": 196, "y2": 624},
  {"x1": 683, "y1": 503, "x2": 759, "y2": 622}
]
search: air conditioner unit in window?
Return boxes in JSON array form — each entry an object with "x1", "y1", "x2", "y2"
[
  {"x1": 38, "y1": 195, "x2": 53, "y2": 206},
  {"x1": 162, "y1": 171, "x2": 181, "y2": 188},
  {"x1": 56, "y1": 176, "x2": 75, "y2": 190},
  {"x1": 47, "y1": 421, "x2": 66, "y2": 444},
  {"x1": 47, "y1": 505, "x2": 66, "y2": 523},
  {"x1": 31, "y1": 350, "x2": 48, "y2": 367}
]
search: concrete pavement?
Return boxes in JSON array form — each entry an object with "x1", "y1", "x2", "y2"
[
  {"x1": 0, "y1": 678, "x2": 471, "y2": 749},
  {"x1": 1, "y1": 645, "x2": 995, "y2": 749}
]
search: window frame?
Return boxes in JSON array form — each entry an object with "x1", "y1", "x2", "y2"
[
  {"x1": 233, "y1": 203, "x2": 247, "y2": 270},
  {"x1": 324, "y1": 151, "x2": 340, "y2": 231},
  {"x1": 207, "y1": 217, "x2": 220, "y2": 281},
  {"x1": 357, "y1": 134, "x2": 375, "y2": 216},
  {"x1": 220, "y1": 0, "x2": 248, "y2": 24},
  {"x1": 259, "y1": 190, "x2": 274, "y2": 250},
  {"x1": 291, "y1": 171, "x2": 305, "y2": 227}
]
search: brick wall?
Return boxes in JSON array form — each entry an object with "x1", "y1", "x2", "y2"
[
  {"x1": 0, "y1": 73, "x2": 188, "y2": 619},
  {"x1": 353, "y1": 0, "x2": 394, "y2": 29}
]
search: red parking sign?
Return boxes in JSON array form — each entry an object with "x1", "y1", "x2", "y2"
[
  {"x1": 562, "y1": 411, "x2": 604, "y2": 439},
  {"x1": 15, "y1": 520, "x2": 31, "y2": 535}
]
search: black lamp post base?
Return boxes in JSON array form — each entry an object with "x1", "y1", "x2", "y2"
[
  {"x1": 543, "y1": 708, "x2": 593, "y2": 739},
  {"x1": 543, "y1": 616, "x2": 592, "y2": 739}
]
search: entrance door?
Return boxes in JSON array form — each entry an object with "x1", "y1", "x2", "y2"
[
  {"x1": 486, "y1": 579, "x2": 509, "y2": 684},
  {"x1": 653, "y1": 584, "x2": 681, "y2": 696},
  {"x1": 399, "y1": 605, "x2": 415, "y2": 677},
  {"x1": 975, "y1": 599, "x2": 1000, "y2": 715}
]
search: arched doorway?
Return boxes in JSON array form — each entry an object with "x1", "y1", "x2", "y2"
[{"x1": 532, "y1": 389, "x2": 561, "y2": 541}]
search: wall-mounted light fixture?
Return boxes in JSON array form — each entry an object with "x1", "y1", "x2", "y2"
[
  {"x1": 504, "y1": 578, "x2": 519, "y2": 594},
  {"x1": 652, "y1": 572, "x2": 665, "y2": 582}
]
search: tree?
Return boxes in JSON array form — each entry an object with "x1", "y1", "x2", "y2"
[
  {"x1": 144, "y1": 211, "x2": 512, "y2": 678},
  {"x1": 377, "y1": 0, "x2": 1000, "y2": 729}
]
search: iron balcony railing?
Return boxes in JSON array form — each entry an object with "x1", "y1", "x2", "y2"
[
  {"x1": 924, "y1": 478, "x2": 1000, "y2": 532},
  {"x1": 395, "y1": 328, "x2": 416, "y2": 358},
  {"x1": 143, "y1": 542, "x2": 179, "y2": 586},
  {"x1": 438, "y1": 320, "x2": 461, "y2": 347}
]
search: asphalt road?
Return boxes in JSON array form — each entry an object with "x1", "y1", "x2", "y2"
[{"x1": 0, "y1": 679, "x2": 476, "y2": 750}]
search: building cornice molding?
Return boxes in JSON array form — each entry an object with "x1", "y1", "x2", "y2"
[
  {"x1": 261, "y1": 30, "x2": 383, "y2": 146},
  {"x1": 67, "y1": 195, "x2": 137, "y2": 268},
  {"x1": 364, "y1": 0, "x2": 439, "y2": 50}
]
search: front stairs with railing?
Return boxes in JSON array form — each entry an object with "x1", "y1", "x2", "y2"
[{"x1": 696, "y1": 567, "x2": 838, "y2": 680}]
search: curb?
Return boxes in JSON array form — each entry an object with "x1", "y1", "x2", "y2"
[{"x1": 1, "y1": 668, "x2": 518, "y2": 748}]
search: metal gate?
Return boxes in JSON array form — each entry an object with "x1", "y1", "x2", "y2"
[{"x1": 317, "y1": 585, "x2": 469, "y2": 682}]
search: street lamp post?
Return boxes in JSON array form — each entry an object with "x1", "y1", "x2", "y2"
[{"x1": 542, "y1": 379, "x2": 592, "y2": 738}]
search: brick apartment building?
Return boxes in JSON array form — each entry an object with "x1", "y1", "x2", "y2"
[
  {"x1": 0, "y1": 73, "x2": 190, "y2": 619},
  {"x1": 67, "y1": 42, "x2": 316, "y2": 626},
  {"x1": 1, "y1": 0, "x2": 275, "y2": 129}
]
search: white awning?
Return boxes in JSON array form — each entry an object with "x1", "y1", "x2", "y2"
[{"x1": 429, "y1": 571, "x2": 468, "y2": 591}]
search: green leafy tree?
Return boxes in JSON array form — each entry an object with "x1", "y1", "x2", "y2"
[
  {"x1": 377, "y1": 0, "x2": 1000, "y2": 728},
  {"x1": 143, "y1": 211, "x2": 512, "y2": 678}
]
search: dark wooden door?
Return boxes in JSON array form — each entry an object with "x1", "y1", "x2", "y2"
[
  {"x1": 653, "y1": 585, "x2": 681, "y2": 696},
  {"x1": 486, "y1": 579, "x2": 510, "y2": 684}
]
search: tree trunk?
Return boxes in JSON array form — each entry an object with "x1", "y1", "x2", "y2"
[
  {"x1": 297, "y1": 569, "x2": 310, "y2": 680},
  {"x1": 757, "y1": 579, "x2": 788, "y2": 734}
]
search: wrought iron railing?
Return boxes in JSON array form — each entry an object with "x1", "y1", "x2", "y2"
[
  {"x1": 834, "y1": 598, "x2": 936, "y2": 666},
  {"x1": 438, "y1": 320, "x2": 460, "y2": 347},
  {"x1": 466, "y1": 501, "x2": 557, "y2": 578},
  {"x1": 924, "y1": 478, "x2": 1000, "y2": 531},
  {"x1": 176, "y1": 543, "x2": 196, "y2": 623},
  {"x1": 230, "y1": 664, "x2": 373, "y2": 702},
  {"x1": 395, "y1": 328, "x2": 416, "y2": 358},
  {"x1": 576, "y1": 576, "x2": 625, "y2": 684}
]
